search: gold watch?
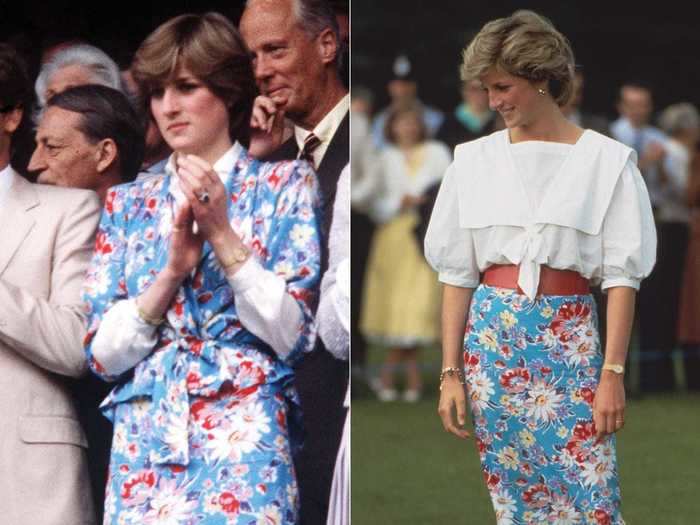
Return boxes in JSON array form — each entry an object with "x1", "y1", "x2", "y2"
[
  {"x1": 602, "y1": 363, "x2": 625, "y2": 375},
  {"x1": 222, "y1": 245, "x2": 250, "y2": 272}
]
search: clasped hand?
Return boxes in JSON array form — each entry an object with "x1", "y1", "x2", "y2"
[{"x1": 165, "y1": 153, "x2": 240, "y2": 278}]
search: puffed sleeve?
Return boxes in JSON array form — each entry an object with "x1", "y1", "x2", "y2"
[
  {"x1": 82, "y1": 186, "x2": 158, "y2": 381},
  {"x1": 424, "y1": 161, "x2": 479, "y2": 288},
  {"x1": 228, "y1": 160, "x2": 322, "y2": 367},
  {"x1": 600, "y1": 159, "x2": 657, "y2": 290}
]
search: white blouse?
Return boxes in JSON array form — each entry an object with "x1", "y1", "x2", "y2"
[{"x1": 424, "y1": 129, "x2": 657, "y2": 299}]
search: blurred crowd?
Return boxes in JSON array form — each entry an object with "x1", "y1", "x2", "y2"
[{"x1": 351, "y1": 55, "x2": 700, "y2": 402}]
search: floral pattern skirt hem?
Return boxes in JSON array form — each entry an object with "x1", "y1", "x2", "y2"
[
  {"x1": 464, "y1": 285, "x2": 625, "y2": 525},
  {"x1": 103, "y1": 389, "x2": 298, "y2": 525}
]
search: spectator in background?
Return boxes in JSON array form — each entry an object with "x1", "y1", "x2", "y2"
[
  {"x1": 29, "y1": 84, "x2": 144, "y2": 203},
  {"x1": 678, "y1": 144, "x2": 700, "y2": 391},
  {"x1": 655, "y1": 103, "x2": 699, "y2": 391},
  {"x1": 361, "y1": 104, "x2": 450, "y2": 402},
  {"x1": 34, "y1": 43, "x2": 124, "y2": 113},
  {"x1": 561, "y1": 68, "x2": 610, "y2": 135},
  {"x1": 28, "y1": 84, "x2": 144, "y2": 519},
  {"x1": 0, "y1": 43, "x2": 100, "y2": 525},
  {"x1": 611, "y1": 82, "x2": 666, "y2": 207},
  {"x1": 371, "y1": 54, "x2": 444, "y2": 149},
  {"x1": 240, "y1": 1, "x2": 349, "y2": 521},
  {"x1": 611, "y1": 82, "x2": 673, "y2": 392},
  {"x1": 436, "y1": 78, "x2": 501, "y2": 151}
]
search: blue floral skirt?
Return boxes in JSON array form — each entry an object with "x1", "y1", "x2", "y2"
[
  {"x1": 464, "y1": 285, "x2": 625, "y2": 525},
  {"x1": 102, "y1": 388, "x2": 298, "y2": 524}
]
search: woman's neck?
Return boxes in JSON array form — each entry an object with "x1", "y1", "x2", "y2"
[{"x1": 510, "y1": 108, "x2": 583, "y2": 145}]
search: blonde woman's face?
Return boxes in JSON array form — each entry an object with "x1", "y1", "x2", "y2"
[{"x1": 481, "y1": 68, "x2": 545, "y2": 129}]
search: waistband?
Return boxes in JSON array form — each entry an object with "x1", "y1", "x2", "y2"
[{"x1": 483, "y1": 264, "x2": 590, "y2": 296}]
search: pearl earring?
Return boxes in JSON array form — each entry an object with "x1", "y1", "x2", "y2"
[{"x1": 537, "y1": 88, "x2": 547, "y2": 96}]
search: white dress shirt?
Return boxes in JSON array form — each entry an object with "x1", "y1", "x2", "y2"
[
  {"x1": 294, "y1": 93, "x2": 349, "y2": 167},
  {"x1": 425, "y1": 129, "x2": 657, "y2": 300},
  {"x1": 90, "y1": 144, "x2": 304, "y2": 375}
]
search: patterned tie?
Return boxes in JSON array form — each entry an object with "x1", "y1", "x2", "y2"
[{"x1": 298, "y1": 132, "x2": 322, "y2": 169}]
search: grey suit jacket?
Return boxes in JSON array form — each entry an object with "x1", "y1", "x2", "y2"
[{"x1": 0, "y1": 169, "x2": 100, "y2": 525}]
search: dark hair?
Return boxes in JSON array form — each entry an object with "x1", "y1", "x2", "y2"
[
  {"x1": 47, "y1": 85, "x2": 145, "y2": 182},
  {"x1": 131, "y1": 12, "x2": 256, "y2": 148},
  {"x1": 384, "y1": 103, "x2": 428, "y2": 145},
  {"x1": 0, "y1": 43, "x2": 31, "y2": 113}
]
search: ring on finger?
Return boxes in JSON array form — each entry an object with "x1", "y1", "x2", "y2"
[{"x1": 197, "y1": 189, "x2": 210, "y2": 204}]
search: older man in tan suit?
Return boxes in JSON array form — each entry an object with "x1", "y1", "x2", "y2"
[{"x1": 0, "y1": 44, "x2": 100, "y2": 525}]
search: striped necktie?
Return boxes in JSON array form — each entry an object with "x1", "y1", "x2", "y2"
[{"x1": 298, "y1": 132, "x2": 322, "y2": 169}]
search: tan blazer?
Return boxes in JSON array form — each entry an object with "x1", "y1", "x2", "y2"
[{"x1": 0, "y1": 169, "x2": 100, "y2": 525}]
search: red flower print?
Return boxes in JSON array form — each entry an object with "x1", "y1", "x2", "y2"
[
  {"x1": 484, "y1": 472, "x2": 500, "y2": 488},
  {"x1": 500, "y1": 368, "x2": 530, "y2": 393},
  {"x1": 121, "y1": 470, "x2": 156, "y2": 499},
  {"x1": 95, "y1": 231, "x2": 113, "y2": 255},
  {"x1": 550, "y1": 301, "x2": 591, "y2": 343},
  {"x1": 578, "y1": 387, "x2": 595, "y2": 404},
  {"x1": 219, "y1": 491, "x2": 240, "y2": 515},
  {"x1": 276, "y1": 409, "x2": 287, "y2": 430},
  {"x1": 105, "y1": 190, "x2": 116, "y2": 214},
  {"x1": 197, "y1": 291, "x2": 213, "y2": 304},
  {"x1": 522, "y1": 483, "x2": 550, "y2": 508},
  {"x1": 594, "y1": 509, "x2": 611, "y2": 525}
]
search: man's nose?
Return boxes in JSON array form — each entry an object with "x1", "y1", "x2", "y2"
[
  {"x1": 27, "y1": 146, "x2": 46, "y2": 173},
  {"x1": 254, "y1": 55, "x2": 273, "y2": 83}
]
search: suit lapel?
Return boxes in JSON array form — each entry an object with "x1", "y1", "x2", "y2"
[{"x1": 0, "y1": 171, "x2": 39, "y2": 277}]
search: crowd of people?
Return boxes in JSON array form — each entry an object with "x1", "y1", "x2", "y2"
[
  {"x1": 0, "y1": 1, "x2": 349, "y2": 524},
  {"x1": 351, "y1": 36, "x2": 700, "y2": 405}
]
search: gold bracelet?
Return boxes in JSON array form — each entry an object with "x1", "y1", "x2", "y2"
[
  {"x1": 221, "y1": 245, "x2": 251, "y2": 273},
  {"x1": 439, "y1": 366, "x2": 466, "y2": 391},
  {"x1": 136, "y1": 303, "x2": 164, "y2": 326}
]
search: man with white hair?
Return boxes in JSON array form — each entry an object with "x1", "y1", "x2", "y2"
[
  {"x1": 34, "y1": 43, "x2": 124, "y2": 110},
  {"x1": 241, "y1": 1, "x2": 349, "y2": 522}
]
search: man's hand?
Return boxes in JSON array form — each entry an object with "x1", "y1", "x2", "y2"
[{"x1": 249, "y1": 95, "x2": 287, "y2": 158}]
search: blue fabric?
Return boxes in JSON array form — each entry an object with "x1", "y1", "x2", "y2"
[
  {"x1": 83, "y1": 147, "x2": 321, "y2": 523},
  {"x1": 464, "y1": 285, "x2": 624, "y2": 524}
]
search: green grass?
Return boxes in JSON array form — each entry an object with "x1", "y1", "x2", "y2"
[{"x1": 352, "y1": 348, "x2": 700, "y2": 524}]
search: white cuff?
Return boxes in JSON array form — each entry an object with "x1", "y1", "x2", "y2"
[
  {"x1": 226, "y1": 257, "x2": 303, "y2": 361},
  {"x1": 90, "y1": 299, "x2": 158, "y2": 376},
  {"x1": 601, "y1": 277, "x2": 641, "y2": 292}
]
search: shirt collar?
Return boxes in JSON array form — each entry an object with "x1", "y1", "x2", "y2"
[
  {"x1": 0, "y1": 163, "x2": 14, "y2": 208},
  {"x1": 294, "y1": 93, "x2": 349, "y2": 152}
]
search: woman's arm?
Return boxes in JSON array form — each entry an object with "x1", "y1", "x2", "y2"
[
  {"x1": 593, "y1": 286, "x2": 635, "y2": 439},
  {"x1": 437, "y1": 284, "x2": 473, "y2": 439},
  {"x1": 86, "y1": 200, "x2": 203, "y2": 377},
  {"x1": 176, "y1": 154, "x2": 321, "y2": 364}
]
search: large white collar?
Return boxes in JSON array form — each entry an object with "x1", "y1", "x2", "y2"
[{"x1": 455, "y1": 129, "x2": 634, "y2": 235}]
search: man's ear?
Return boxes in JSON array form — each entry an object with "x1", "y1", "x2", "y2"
[
  {"x1": 316, "y1": 27, "x2": 338, "y2": 66},
  {"x1": 95, "y1": 138, "x2": 118, "y2": 174},
  {"x1": 2, "y1": 106, "x2": 23, "y2": 134}
]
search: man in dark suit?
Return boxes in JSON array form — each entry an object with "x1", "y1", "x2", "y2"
[{"x1": 240, "y1": 1, "x2": 348, "y2": 523}]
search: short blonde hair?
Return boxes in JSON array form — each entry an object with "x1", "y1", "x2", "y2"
[
  {"x1": 461, "y1": 10, "x2": 575, "y2": 106},
  {"x1": 132, "y1": 12, "x2": 256, "y2": 147}
]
